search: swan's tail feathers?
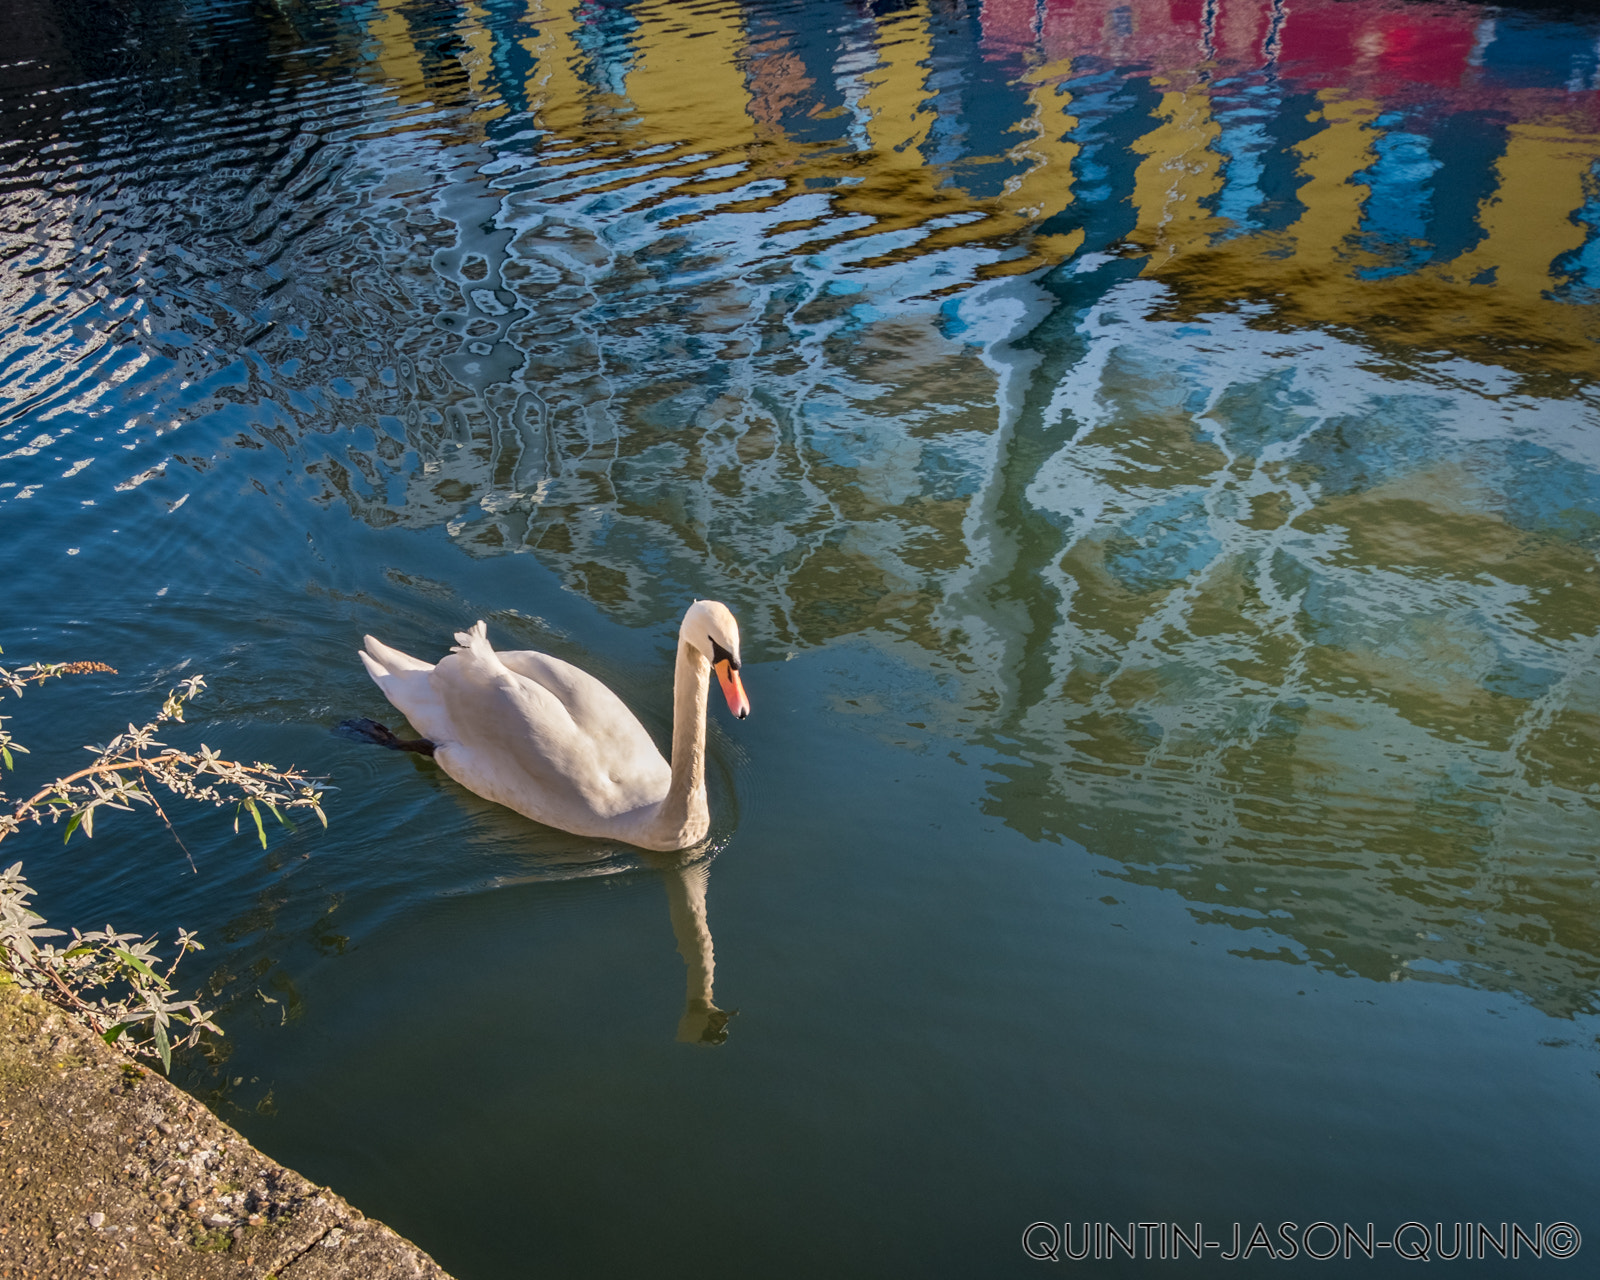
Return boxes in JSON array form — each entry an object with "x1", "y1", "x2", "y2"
[
  {"x1": 358, "y1": 635, "x2": 457, "y2": 745},
  {"x1": 452, "y1": 619, "x2": 489, "y2": 653},
  {"x1": 358, "y1": 649, "x2": 387, "y2": 683},
  {"x1": 361, "y1": 634, "x2": 434, "y2": 677}
]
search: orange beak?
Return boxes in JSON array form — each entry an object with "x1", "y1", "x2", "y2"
[{"x1": 715, "y1": 659, "x2": 750, "y2": 720}]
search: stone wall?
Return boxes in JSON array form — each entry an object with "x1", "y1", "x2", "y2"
[{"x1": 0, "y1": 980, "x2": 455, "y2": 1279}]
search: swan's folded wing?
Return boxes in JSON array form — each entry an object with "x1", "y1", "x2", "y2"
[
  {"x1": 430, "y1": 639, "x2": 669, "y2": 823},
  {"x1": 496, "y1": 648, "x2": 668, "y2": 776}
]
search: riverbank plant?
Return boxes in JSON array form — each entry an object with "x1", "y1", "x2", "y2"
[{"x1": 0, "y1": 652, "x2": 328, "y2": 1069}]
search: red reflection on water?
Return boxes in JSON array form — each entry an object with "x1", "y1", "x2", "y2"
[
  {"x1": 1277, "y1": 2, "x2": 1480, "y2": 89},
  {"x1": 980, "y1": 0, "x2": 1041, "y2": 58},
  {"x1": 984, "y1": 0, "x2": 1598, "y2": 121}
]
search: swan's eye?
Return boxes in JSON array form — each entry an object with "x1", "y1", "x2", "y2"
[{"x1": 708, "y1": 637, "x2": 739, "y2": 671}]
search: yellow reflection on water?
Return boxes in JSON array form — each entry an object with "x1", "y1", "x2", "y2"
[
  {"x1": 626, "y1": 0, "x2": 755, "y2": 173},
  {"x1": 1149, "y1": 97, "x2": 1600, "y2": 380},
  {"x1": 1129, "y1": 80, "x2": 1227, "y2": 265}
]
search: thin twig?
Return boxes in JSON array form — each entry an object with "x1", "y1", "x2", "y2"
[{"x1": 137, "y1": 754, "x2": 197, "y2": 874}]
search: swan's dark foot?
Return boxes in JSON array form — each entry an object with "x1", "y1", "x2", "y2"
[{"x1": 337, "y1": 717, "x2": 436, "y2": 757}]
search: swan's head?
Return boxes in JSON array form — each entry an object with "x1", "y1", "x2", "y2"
[{"x1": 682, "y1": 599, "x2": 749, "y2": 720}]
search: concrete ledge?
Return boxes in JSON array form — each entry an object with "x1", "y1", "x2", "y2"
[{"x1": 0, "y1": 980, "x2": 454, "y2": 1279}]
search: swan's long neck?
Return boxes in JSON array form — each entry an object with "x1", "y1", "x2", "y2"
[{"x1": 657, "y1": 636, "x2": 710, "y2": 841}]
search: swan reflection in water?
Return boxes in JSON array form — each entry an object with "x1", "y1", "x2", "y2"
[
  {"x1": 469, "y1": 841, "x2": 734, "y2": 1045},
  {"x1": 366, "y1": 747, "x2": 738, "y2": 1043},
  {"x1": 659, "y1": 855, "x2": 733, "y2": 1046}
]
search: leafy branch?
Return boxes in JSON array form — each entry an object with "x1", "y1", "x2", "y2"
[
  {"x1": 0, "y1": 861, "x2": 217, "y2": 1071},
  {"x1": 0, "y1": 670, "x2": 329, "y2": 854},
  {"x1": 0, "y1": 649, "x2": 331, "y2": 1070}
]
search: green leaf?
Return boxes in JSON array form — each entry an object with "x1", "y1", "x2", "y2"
[
  {"x1": 62, "y1": 945, "x2": 95, "y2": 959},
  {"x1": 267, "y1": 803, "x2": 284, "y2": 825},
  {"x1": 112, "y1": 948, "x2": 160, "y2": 982},
  {"x1": 246, "y1": 799, "x2": 267, "y2": 849},
  {"x1": 102, "y1": 1023, "x2": 129, "y2": 1047},
  {"x1": 82, "y1": 804, "x2": 94, "y2": 839},
  {"x1": 1, "y1": 745, "x2": 11, "y2": 771},
  {"x1": 63, "y1": 811, "x2": 83, "y2": 845},
  {"x1": 152, "y1": 1019, "x2": 171, "y2": 1074}
]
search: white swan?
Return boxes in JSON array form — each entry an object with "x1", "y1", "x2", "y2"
[{"x1": 357, "y1": 600, "x2": 749, "y2": 851}]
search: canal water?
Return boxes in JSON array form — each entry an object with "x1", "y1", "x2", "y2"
[{"x1": 3, "y1": 0, "x2": 1599, "y2": 1274}]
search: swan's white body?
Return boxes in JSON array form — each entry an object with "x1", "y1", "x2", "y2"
[{"x1": 358, "y1": 601, "x2": 748, "y2": 851}]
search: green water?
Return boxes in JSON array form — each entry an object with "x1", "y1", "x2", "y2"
[{"x1": 3, "y1": 0, "x2": 1600, "y2": 1273}]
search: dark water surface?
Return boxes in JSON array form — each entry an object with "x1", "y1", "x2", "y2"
[{"x1": 4, "y1": 0, "x2": 1600, "y2": 1274}]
